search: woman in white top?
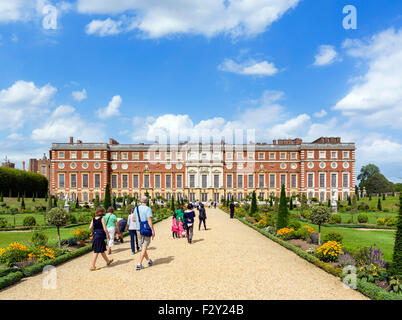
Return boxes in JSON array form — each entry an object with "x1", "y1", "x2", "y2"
[{"x1": 126, "y1": 207, "x2": 140, "y2": 254}]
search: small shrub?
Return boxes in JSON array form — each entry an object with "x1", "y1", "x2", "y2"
[
  {"x1": 357, "y1": 213, "x2": 369, "y2": 224},
  {"x1": 357, "y1": 264, "x2": 387, "y2": 283},
  {"x1": 301, "y1": 211, "x2": 310, "y2": 220},
  {"x1": 385, "y1": 217, "x2": 398, "y2": 227},
  {"x1": 308, "y1": 232, "x2": 319, "y2": 245},
  {"x1": 329, "y1": 214, "x2": 342, "y2": 224},
  {"x1": 72, "y1": 228, "x2": 92, "y2": 241},
  {"x1": 0, "y1": 217, "x2": 9, "y2": 228},
  {"x1": 338, "y1": 252, "x2": 356, "y2": 267},
  {"x1": 0, "y1": 242, "x2": 29, "y2": 267},
  {"x1": 23, "y1": 216, "x2": 36, "y2": 226},
  {"x1": 323, "y1": 232, "x2": 343, "y2": 244},
  {"x1": 383, "y1": 208, "x2": 390, "y2": 213},
  {"x1": 316, "y1": 241, "x2": 342, "y2": 262},
  {"x1": 292, "y1": 228, "x2": 312, "y2": 240},
  {"x1": 277, "y1": 227, "x2": 295, "y2": 240},
  {"x1": 388, "y1": 276, "x2": 402, "y2": 294},
  {"x1": 31, "y1": 230, "x2": 48, "y2": 248},
  {"x1": 69, "y1": 214, "x2": 77, "y2": 224},
  {"x1": 377, "y1": 218, "x2": 386, "y2": 226},
  {"x1": 288, "y1": 220, "x2": 301, "y2": 230}
]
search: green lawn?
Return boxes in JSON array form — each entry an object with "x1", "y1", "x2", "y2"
[
  {"x1": 302, "y1": 222, "x2": 395, "y2": 261},
  {"x1": 1, "y1": 197, "x2": 48, "y2": 209},
  {"x1": 337, "y1": 211, "x2": 397, "y2": 224},
  {"x1": 338, "y1": 196, "x2": 400, "y2": 213},
  {"x1": 0, "y1": 224, "x2": 90, "y2": 248},
  {"x1": 0, "y1": 213, "x2": 47, "y2": 227}
]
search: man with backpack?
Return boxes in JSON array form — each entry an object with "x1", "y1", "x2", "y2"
[{"x1": 133, "y1": 196, "x2": 155, "y2": 270}]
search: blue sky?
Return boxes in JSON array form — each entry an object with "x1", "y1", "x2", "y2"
[{"x1": 0, "y1": 0, "x2": 402, "y2": 182}]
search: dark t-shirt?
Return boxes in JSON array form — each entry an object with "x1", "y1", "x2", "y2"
[
  {"x1": 199, "y1": 208, "x2": 206, "y2": 219},
  {"x1": 183, "y1": 210, "x2": 195, "y2": 225},
  {"x1": 230, "y1": 203, "x2": 235, "y2": 213}
]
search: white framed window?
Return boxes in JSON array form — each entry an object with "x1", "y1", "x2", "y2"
[
  {"x1": 144, "y1": 174, "x2": 150, "y2": 188},
  {"x1": 319, "y1": 151, "x2": 326, "y2": 159},
  {"x1": 82, "y1": 151, "x2": 89, "y2": 159},
  {"x1": 226, "y1": 153, "x2": 233, "y2": 160},
  {"x1": 226, "y1": 175, "x2": 233, "y2": 188},
  {"x1": 82, "y1": 174, "x2": 89, "y2": 188},
  {"x1": 143, "y1": 153, "x2": 149, "y2": 160},
  {"x1": 111, "y1": 175, "x2": 117, "y2": 189},
  {"x1": 247, "y1": 153, "x2": 254, "y2": 160},
  {"x1": 202, "y1": 174, "x2": 208, "y2": 188},
  {"x1": 155, "y1": 175, "x2": 161, "y2": 188},
  {"x1": 166, "y1": 175, "x2": 172, "y2": 188},
  {"x1": 291, "y1": 152, "x2": 297, "y2": 160},
  {"x1": 58, "y1": 151, "x2": 65, "y2": 159},
  {"x1": 237, "y1": 175, "x2": 243, "y2": 188},
  {"x1": 307, "y1": 173, "x2": 314, "y2": 188},
  {"x1": 343, "y1": 173, "x2": 349, "y2": 188},
  {"x1": 237, "y1": 152, "x2": 243, "y2": 160},
  {"x1": 269, "y1": 175, "x2": 275, "y2": 188},
  {"x1": 270, "y1": 153, "x2": 275, "y2": 160},
  {"x1": 319, "y1": 173, "x2": 326, "y2": 188},
  {"x1": 343, "y1": 151, "x2": 350, "y2": 159},
  {"x1": 70, "y1": 174, "x2": 77, "y2": 188},
  {"x1": 258, "y1": 152, "x2": 265, "y2": 160},
  {"x1": 166, "y1": 152, "x2": 171, "y2": 160},
  {"x1": 58, "y1": 174, "x2": 65, "y2": 188},
  {"x1": 307, "y1": 151, "x2": 314, "y2": 159},
  {"x1": 133, "y1": 175, "x2": 139, "y2": 188},
  {"x1": 70, "y1": 151, "x2": 76, "y2": 159},
  {"x1": 214, "y1": 174, "x2": 220, "y2": 188},
  {"x1": 111, "y1": 153, "x2": 117, "y2": 160},
  {"x1": 176, "y1": 152, "x2": 182, "y2": 160},
  {"x1": 122, "y1": 174, "x2": 128, "y2": 188},
  {"x1": 258, "y1": 174, "x2": 264, "y2": 188},
  {"x1": 133, "y1": 152, "x2": 139, "y2": 160},
  {"x1": 121, "y1": 152, "x2": 128, "y2": 160},
  {"x1": 248, "y1": 174, "x2": 254, "y2": 188},
  {"x1": 94, "y1": 174, "x2": 101, "y2": 188},
  {"x1": 280, "y1": 152, "x2": 286, "y2": 160},
  {"x1": 201, "y1": 153, "x2": 207, "y2": 160},
  {"x1": 280, "y1": 174, "x2": 286, "y2": 187},
  {"x1": 331, "y1": 173, "x2": 337, "y2": 188},
  {"x1": 176, "y1": 175, "x2": 183, "y2": 188},
  {"x1": 189, "y1": 174, "x2": 195, "y2": 188},
  {"x1": 155, "y1": 152, "x2": 161, "y2": 160},
  {"x1": 331, "y1": 151, "x2": 338, "y2": 159},
  {"x1": 94, "y1": 151, "x2": 101, "y2": 159},
  {"x1": 291, "y1": 174, "x2": 297, "y2": 188}
]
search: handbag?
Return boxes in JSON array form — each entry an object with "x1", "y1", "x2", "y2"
[{"x1": 136, "y1": 206, "x2": 153, "y2": 237}]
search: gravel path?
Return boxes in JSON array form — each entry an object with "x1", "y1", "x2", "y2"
[{"x1": 0, "y1": 208, "x2": 367, "y2": 300}]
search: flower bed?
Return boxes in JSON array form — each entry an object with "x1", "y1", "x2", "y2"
[
  {"x1": 221, "y1": 206, "x2": 402, "y2": 300},
  {"x1": 0, "y1": 213, "x2": 172, "y2": 291}
]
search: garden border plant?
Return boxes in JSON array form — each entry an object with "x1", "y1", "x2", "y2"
[
  {"x1": 0, "y1": 213, "x2": 171, "y2": 291},
  {"x1": 220, "y1": 206, "x2": 402, "y2": 300}
]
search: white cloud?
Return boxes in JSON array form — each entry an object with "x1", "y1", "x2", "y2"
[
  {"x1": 334, "y1": 28, "x2": 402, "y2": 129},
  {"x1": 71, "y1": 88, "x2": 87, "y2": 102},
  {"x1": 85, "y1": 18, "x2": 123, "y2": 36},
  {"x1": 78, "y1": 0, "x2": 301, "y2": 38},
  {"x1": 31, "y1": 105, "x2": 105, "y2": 142},
  {"x1": 359, "y1": 138, "x2": 402, "y2": 164},
  {"x1": 218, "y1": 58, "x2": 278, "y2": 76},
  {"x1": 7, "y1": 133, "x2": 24, "y2": 140},
  {"x1": 313, "y1": 45, "x2": 339, "y2": 66},
  {"x1": 97, "y1": 95, "x2": 122, "y2": 119},
  {"x1": 313, "y1": 109, "x2": 327, "y2": 118},
  {"x1": 0, "y1": 80, "x2": 56, "y2": 130}
]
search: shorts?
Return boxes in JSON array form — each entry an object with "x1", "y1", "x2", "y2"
[
  {"x1": 138, "y1": 233, "x2": 151, "y2": 249},
  {"x1": 107, "y1": 227, "x2": 115, "y2": 247}
]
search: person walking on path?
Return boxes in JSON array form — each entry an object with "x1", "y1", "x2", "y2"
[
  {"x1": 126, "y1": 207, "x2": 140, "y2": 254},
  {"x1": 117, "y1": 217, "x2": 127, "y2": 243},
  {"x1": 133, "y1": 196, "x2": 155, "y2": 270},
  {"x1": 171, "y1": 213, "x2": 179, "y2": 239},
  {"x1": 214, "y1": 202, "x2": 217, "y2": 209},
  {"x1": 183, "y1": 204, "x2": 196, "y2": 244},
  {"x1": 89, "y1": 206, "x2": 114, "y2": 271},
  {"x1": 198, "y1": 203, "x2": 207, "y2": 230},
  {"x1": 230, "y1": 202, "x2": 235, "y2": 219},
  {"x1": 178, "y1": 217, "x2": 186, "y2": 238},
  {"x1": 105, "y1": 207, "x2": 119, "y2": 254},
  {"x1": 175, "y1": 205, "x2": 184, "y2": 226}
]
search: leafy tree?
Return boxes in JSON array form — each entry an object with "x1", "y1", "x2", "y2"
[
  {"x1": 357, "y1": 164, "x2": 380, "y2": 185},
  {"x1": 377, "y1": 198, "x2": 382, "y2": 211},
  {"x1": 17, "y1": 193, "x2": 20, "y2": 202},
  {"x1": 276, "y1": 185, "x2": 289, "y2": 229},
  {"x1": 383, "y1": 193, "x2": 386, "y2": 201},
  {"x1": 362, "y1": 172, "x2": 393, "y2": 195},
  {"x1": 391, "y1": 195, "x2": 402, "y2": 275},
  {"x1": 250, "y1": 191, "x2": 257, "y2": 215},
  {"x1": 103, "y1": 184, "x2": 111, "y2": 209},
  {"x1": 309, "y1": 205, "x2": 331, "y2": 245},
  {"x1": 46, "y1": 207, "x2": 70, "y2": 247},
  {"x1": 299, "y1": 193, "x2": 308, "y2": 217},
  {"x1": 75, "y1": 196, "x2": 79, "y2": 209}
]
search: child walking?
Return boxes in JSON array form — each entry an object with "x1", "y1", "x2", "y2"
[
  {"x1": 178, "y1": 217, "x2": 186, "y2": 238},
  {"x1": 172, "y1": 214, "x2": 179, "y2": 239}
]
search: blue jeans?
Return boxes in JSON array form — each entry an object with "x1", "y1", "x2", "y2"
[{"x1": 129, "y1": 230, "x2": 139, "y2": 253}]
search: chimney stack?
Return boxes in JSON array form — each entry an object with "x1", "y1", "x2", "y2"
[
  {"x1": 22, "y1": 161, "x2": 25, "y2": 171},
  {"x1": 69, "y1": 137, "x2": 74, "y2": 144}
]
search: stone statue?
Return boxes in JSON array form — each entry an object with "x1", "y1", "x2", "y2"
[
  {"x1": 331, "y1": 190, "x2": 337, "y2": 213},
  {"x1": 64, "y1": 192, "x2": 70, "y2": 213}
]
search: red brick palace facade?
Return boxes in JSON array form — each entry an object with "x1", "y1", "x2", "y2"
[{"x1": 49, "y1": 136, "x2": 355, "y2": 203}]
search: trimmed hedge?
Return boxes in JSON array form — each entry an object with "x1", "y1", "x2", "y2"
[
  {"x1": 220, "y1": 207, "x2": 402, "y2": 300},
  {"x1": 0, "y1": 213, "x2": 172, "y2": 291},
  {"x1": 0, "y1": 167, "x2": 48, "y2": 198},
  {"x1": 0, "y1": 271, "x2": 24, "y2": 291}
]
